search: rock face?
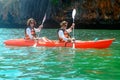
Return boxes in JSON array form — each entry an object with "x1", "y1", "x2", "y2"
[
  {"x1": 0, "y1": 0, "x2": 120, "y2": 28},
  {"x1": 0, "y1": 0, "x2": 51, "y2": 25}
]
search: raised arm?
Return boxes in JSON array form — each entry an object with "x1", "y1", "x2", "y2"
[
  {"x1": 34, "y1": 24, "x2": 43, "y2": 32},
  {"x1": 67, "y1": 23, "x2": 75, "y2": 33}
]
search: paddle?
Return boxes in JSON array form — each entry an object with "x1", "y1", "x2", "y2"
[
  {"x1": 33, "y1": 14, "x2": 46, "y2": 47},
  {"x1": 72, "y1": 9, "x2": 76, "y2": 49},
  {"x1": 38, "y1": 13, "x2": 46, "y2": 37}
]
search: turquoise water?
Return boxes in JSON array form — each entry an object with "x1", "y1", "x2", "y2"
[{"x1": 0, "y1": 28, "x2": 120, "y2": 80}]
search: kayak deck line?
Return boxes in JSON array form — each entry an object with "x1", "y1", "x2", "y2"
[{"x1": 4, "y1": 37, "x2": 115, "y2": 49}]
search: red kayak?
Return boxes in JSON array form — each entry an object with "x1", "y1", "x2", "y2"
[{"x1": 4, "y1": 37, "x2": 115, "y2": 49}]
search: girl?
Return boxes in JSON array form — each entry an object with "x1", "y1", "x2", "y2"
[
  {"x1": 58, "y1": 21, "x2": 75, "y2": 42},
  {"x1": 25, "y1": 18, "x2": 43, "y2": 40}
]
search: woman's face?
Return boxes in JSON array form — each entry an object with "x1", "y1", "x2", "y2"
[
  {"x1": 30, "y1": 20, "x2": 35, "y2": 27},
  {"x1": 63, "y1": 24, "x2": 67, "y2": 29}
]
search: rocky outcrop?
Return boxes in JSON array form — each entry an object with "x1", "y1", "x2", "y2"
[
  {"x1": 0, "y1": 0, "x2": 51, "y2": 25},
  {"x1": 0, "y1": 0, "x2": 120, "y2": 28}
]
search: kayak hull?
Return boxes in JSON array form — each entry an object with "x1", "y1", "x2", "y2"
[{"x1": 4, "y1": 38, "x2": 115, "y2": 49}]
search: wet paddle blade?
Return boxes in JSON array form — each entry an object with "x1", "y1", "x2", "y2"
[
  {"x1": 33, "y1": 43, "x2": 37, "y2": 47},
  {"x1": 72, "y1": 42, "x2": 75, "y2": 49},
  {"x1": 72, "y1": 9, "x2": 76, "y2": 20}
]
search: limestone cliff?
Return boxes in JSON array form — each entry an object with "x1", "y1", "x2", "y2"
[{"x1": 0, "y1": 0, "x2": 120, "y2": 28}]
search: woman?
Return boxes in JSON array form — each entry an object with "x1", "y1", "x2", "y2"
[
  {"x1": 57, "y1": 21, "x2": 75, "y2": 42},
  {"x1": 25, "y1": 18, "x2": 43, "y2": 40}
]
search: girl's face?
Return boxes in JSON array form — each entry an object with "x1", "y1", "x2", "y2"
[
  {"x1": 30, "y1": 20, "x2": 35, "y2": 28},
  {"x1": 63, "y1": 24, "x2": 67, "y2": 29}
]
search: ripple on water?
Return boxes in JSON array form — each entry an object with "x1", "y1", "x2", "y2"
[
  {"x1": 0, "y1": 69, "x2": 22, "y2": 79},
  {"x1": 0, "y1": 29, "x2": 120, "y2": 80}
]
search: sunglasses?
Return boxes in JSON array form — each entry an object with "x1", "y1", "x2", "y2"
[
  {"x1": 65, "y1": 24, "x2": 67, "y2": 26},
  {"x1": 30, "y1": 21, "x2": 35, "y2": 24}
]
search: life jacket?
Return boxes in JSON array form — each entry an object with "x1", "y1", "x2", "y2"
[
  {"x1": 25, "y1": 27, "x2": 36, "y2": 40},
  {"x1": 57, "y1": 29, "x2": 71, "y2": 42}
]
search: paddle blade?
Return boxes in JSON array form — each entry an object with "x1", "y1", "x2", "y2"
[
  {"x1": 33, "y1": 43, "x2": 37, "y2": 47},
  {"x1": 72, "y1": 42, "x2": 75, "y2": 49},
  {"x1": 33, "y1": 40, "x2": 37, "y2": 47},
  {"x1": 42, "y1": 13, "x2": 46, "y2": 24},
  {"x1": 72, "y1": 9, "x2": 76, "y2": 19}
]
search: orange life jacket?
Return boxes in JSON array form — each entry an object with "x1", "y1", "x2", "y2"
[
  {"x1": 58, "y1": 29, "x2": 71, "y2": 42},
  {"x1": 25, "y1": 27, "x2": 36, "y2": 40}
]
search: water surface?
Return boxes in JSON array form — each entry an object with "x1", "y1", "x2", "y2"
[{"x1": 0, "y1": 28, "x2": 120, "y2": 80}]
